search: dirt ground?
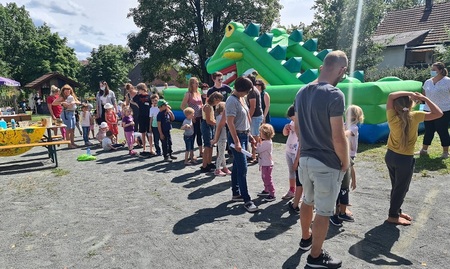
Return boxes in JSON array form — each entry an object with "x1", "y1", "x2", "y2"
[{"x1": 0, "y1": 128, "x2": 449, "y2": 269}]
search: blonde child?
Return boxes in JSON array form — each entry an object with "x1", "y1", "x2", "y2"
[
  {"x1": 211, "y1": 102, "x2": 231, "y2": 176},
  {"x1": 282, "y1": 105, "x2": 303, "y2": 213},
  {"x1": 256, "y1": 123, "x2": 276, "y2": 202},
  {"x1": 385, "y1": 91, "x2": 441, "y2": 225},
  {"x1": 104, "y1": 103, "x2": 118, "y2": 143},
  {"x1": 96, "y1": 122, "x2": 109, "y2": 143},
  {"x1": 122, "y1": 106, "x2": 137, "y2": 155},
  {"x1": 181, "y1": 107, "x2": 196, "y2": 165},
  {"x1": 80, "y1": 103, "x2": 93, "y2": 146},
  {"x1": 330, "y1": 105, "x2": 364, "y2": 226}
]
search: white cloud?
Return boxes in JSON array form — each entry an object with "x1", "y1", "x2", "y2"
[
  {"x1": 279, "y1": 0, "x2": 315, "y2": 26},
  {"x1": 79, "y1": 25, "x2": 105, "y2": 36},
  {"x1": 68, "y1": 39, "x2": 97, "y2": 52}
]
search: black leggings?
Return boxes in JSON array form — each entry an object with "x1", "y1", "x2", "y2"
[
  {"x1": 96, "y1": 109, "x2": 106, "y2": 125},
  {"x1": 193, "y1": 117, "x2": 202, "y2": 147},
  {"x1": 423, "y1": 110, "x2": 450, "y2": 147},
  {"x1": 385, "y1": 149, "x2": 415, "y2": 219}
]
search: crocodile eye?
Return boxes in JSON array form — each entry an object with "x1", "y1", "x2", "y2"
[{"x1": 225, "y1": 24, "x2": 235, "y2": 37}]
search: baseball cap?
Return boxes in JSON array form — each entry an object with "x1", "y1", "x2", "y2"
[{"x1": 157, "y1": 99, "x2": 169, "y2": 107}]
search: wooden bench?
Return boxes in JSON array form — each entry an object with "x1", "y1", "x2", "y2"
[
  {"x1": 1, "y1": 114, "x2": 32, "y2": 122},
  {"x1": 0, "y1": 140, "x2": 71, "y2": 167},
  {"x1": 42, "y1": 135, "x2": 63, "y2": 140}
]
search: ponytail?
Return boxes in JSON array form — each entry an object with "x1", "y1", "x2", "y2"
[{"x1": 393, "y1": 96, "x2": 414, "y2": 149}]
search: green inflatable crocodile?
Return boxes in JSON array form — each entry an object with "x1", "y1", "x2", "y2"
[{"x1": 163, "y1": 21, "x2": 423, "y2": 143}]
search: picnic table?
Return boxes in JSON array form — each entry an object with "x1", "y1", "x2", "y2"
[
  {"x1": 0, "y1": 124, "x2": 69, "y2": 167},
  {"x1": 0, "y1": 114, "x2": 32, "y2": 122}
]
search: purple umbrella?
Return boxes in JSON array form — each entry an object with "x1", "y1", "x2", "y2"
[{"x1": 0, "y1": 76, "x2": 21, "y2": 86}]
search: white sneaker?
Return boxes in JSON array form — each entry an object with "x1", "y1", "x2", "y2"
[
  {"x1": 441, "y1": 152, "x2": 449, "y2": 159},
  {"x1": 244, "y1": 201, "x2": 259, "y2": 213}
]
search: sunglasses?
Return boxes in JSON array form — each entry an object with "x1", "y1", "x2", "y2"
[{"x1": 255, "y1": 84, "x2": 262, "y2": 86}]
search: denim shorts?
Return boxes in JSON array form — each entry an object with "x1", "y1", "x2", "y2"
[
  {"x1": 250, "y1": 115, "x2": 263, "y2": 136},
  {"x1": 184, "y1": 135, "x2": 195, "y2": 151},
  {"x1": 62, "y1": 110, "x2": 75, "y2": 129},
  {"x1": 299, "y1": 157, "x2": 344, "y2": 216},
  {"x1": 201, "y1": 120, "x2": 214, "y2": 148}
]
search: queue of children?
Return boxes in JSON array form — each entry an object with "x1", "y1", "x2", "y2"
[{"x1": 66, "y1": 71, "x2": 443, "y2": 228}]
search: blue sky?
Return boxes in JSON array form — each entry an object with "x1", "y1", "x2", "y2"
[{"x1": 1, "y1": 0, "x2": 315, "y2": 60}]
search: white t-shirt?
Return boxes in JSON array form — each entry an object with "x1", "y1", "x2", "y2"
[
  {"x1": 149, "y1": 106, "x2": 160, "y2": 127},
  {"x1": 66, "y1": 95, "x2": 77, "y2": 110},
  {"x1": 81, "y1": 111, "x2": 91, "y2": 127},
  {"x1": 100, "y1": 96, "x2": 108, "y2": 105},
  {"x1": 182, "y1": 118, "x2": 194, "y2": 136},
  {"x1": 422, "y1": 76, "x2": 450, "y2": 112},
  {"x1": 285, "y1": 121, "x2": 298, "y2": 154},
  {"x1": 102, "y1": 137, "x2": 112, "y2": 151},
  {"x1": 348, "y1": 123, "x2": 359, "y2": 157}
]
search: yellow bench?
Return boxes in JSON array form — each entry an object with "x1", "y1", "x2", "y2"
[{"x1": 0, "y1": 140, "x2": 71, "y2": 167}]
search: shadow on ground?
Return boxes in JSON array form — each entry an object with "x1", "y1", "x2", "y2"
[
  {"x1": 172, "y1": 201, "x2": 245, "y2": 234},
  {"x1": 0, "y1": 158, "x2": 52, "y2": 175},
  {"x1": 348, "y1": 222, "x2": 413, "y2": 266},
  {"x1": 250, "y1": 199, "x2": 299, "y2": 240}
]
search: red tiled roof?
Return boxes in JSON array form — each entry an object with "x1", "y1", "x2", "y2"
[{"x1": 374, "y1": 2, "x2": 450, "y2": 45}]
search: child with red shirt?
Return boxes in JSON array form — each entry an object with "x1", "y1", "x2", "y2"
[{"x1": 104, "y1": 103, "x2": 118, "y2": 143}]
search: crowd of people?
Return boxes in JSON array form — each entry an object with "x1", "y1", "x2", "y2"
[{"x1": 43, "y1": 56, "x2": 450, "y2": 269}]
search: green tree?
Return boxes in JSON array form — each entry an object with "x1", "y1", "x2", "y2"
[
  {"x1": 385, "y1": 0, "x2": 450, "y2": 11},
  {"x1": 0, "y1": 3, "x2": 80, "y2": 85},
  {"x1": 308, "y1": 0, "x2": 385, "y2": 71},
  {"x1": 127, "y1": 0, "x2": 282, "y2": 83},
  {"x1": 20, "y1": 24, "x2": 80, "y2": 84},
  {"x1": 80, "y1": 44, "x2": 134, "y2": 97},
  {"x1": 0, "y1": 3, "x2": 36, "y2": 80}
]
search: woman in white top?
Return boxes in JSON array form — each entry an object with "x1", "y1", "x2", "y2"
[
  {"x1": 417, "y1": 62, "x2": 450, "y2": 158},
  {"x1": 96, "y1": 81, "x2": 117, "y2": 125}
]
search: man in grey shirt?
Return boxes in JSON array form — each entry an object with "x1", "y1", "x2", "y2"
[{"x1": 294, "y1": 50, "x2": 349, "y2": 269}]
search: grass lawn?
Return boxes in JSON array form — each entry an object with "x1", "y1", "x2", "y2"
[
  {"x1": 358, "y1": 132, "x2": 450, "y2": 175},
  {"x1": 35, "y1": 117, "x2": 449, "y2": 175},
  {"x1": 31, "y1": 114, "x2": 48, "y2": 122}
]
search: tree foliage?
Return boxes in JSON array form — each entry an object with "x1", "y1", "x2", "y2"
[
  {"x1": 127, "y1": 0, "x2": 282, "y2": 84},
  {"x1": 20, "y1": 25, "x2": 80, "y2": 84},
  {"x1": 0, "y1": 3, "x2": 80, "y2": 85},
  {"x1": 0, "y1": 3, "x2": 37, "y2": 79},
  {"x1": 308, "y1": 0, "x2": 385, "y2": 71},
  {"x1": 385, "y1": 0, "x2": 450, "y2": 11},
  {"x1": 79, "y1": 44, "x2": 134, "y2": 97}
]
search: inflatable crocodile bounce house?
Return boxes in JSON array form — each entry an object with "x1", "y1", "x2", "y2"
[{"x1": 163, "y1": 21, "x2": 423, "y2": 143}]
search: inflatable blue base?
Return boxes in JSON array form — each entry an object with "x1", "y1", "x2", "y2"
[
  {"x1": 174, "y1": 111, "x2": 424, "y2": 145},
  {"x1": 266, "y1": 118, "x2": 425, "y2": 144}
]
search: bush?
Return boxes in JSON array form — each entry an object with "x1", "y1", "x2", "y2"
[{"x1": 365, "y1": 66, "x2": 431, "y2": 83}]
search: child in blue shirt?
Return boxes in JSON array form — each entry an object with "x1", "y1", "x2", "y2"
[{"x1": 157, "y1": 99, "x2": 177, "y2": 162}]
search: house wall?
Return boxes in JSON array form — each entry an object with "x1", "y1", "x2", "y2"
[{"x1": 377, "y1": 46, "x2": 405, "y2": 69}]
